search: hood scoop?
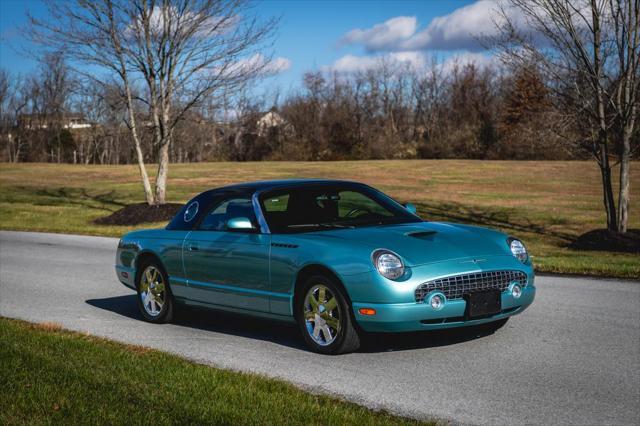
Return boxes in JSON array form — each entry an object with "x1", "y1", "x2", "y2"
[{"x1": 406, "y1": 230, "x2": 438, "y2": 239}]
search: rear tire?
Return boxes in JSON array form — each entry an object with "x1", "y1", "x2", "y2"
[
  {"x1": 295, "y1": 274, "x2": 360, "y2": 355},
  {"x1": 136, "y1": 259, "x2": 174, "y2": 324}
]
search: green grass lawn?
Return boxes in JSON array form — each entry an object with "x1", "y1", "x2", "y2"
[
  {"x1": 0, "y1": 318, "x2": 428, "y2": 425},
  {"x1": 0, "y1": 160, "x2": 638, "y2": 278}
]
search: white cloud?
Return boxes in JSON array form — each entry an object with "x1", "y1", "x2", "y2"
[
  {"x1": 339, "y1": 1, "x2": 530, "y2": 52},
  {"x1": 329, "y1": 51, "x2": 426, "y2": 73},
  {"x1": 340, "y1": 16, "x2": 418, "y2": 51},
  {"x1": 330, "y1": 55, "x2": 379, "y2": 73},
  {"x1": 387, "y1": 51, "x2": 427, "y2": 69},
  {"x1": 327, "y1": 51, "x2": 495, "y2": 74},
  {"x1": 126, "y1": 5, "x2": 238, "y2": 40},
  {"x1": 265, "y1": 56, "x2": 292, "y2": 74},
  {"x1": 229, "y1": 54, "x2": 291, "y2": 76},
  {"x1": 440, "y1": 52, "x2": 497, "y2": 73},
  {"x1": 407, "y1": 0, "x2": 504, "y2": 51}
]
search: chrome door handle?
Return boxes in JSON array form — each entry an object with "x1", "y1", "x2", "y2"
[{"x1": 188, "y1": 244, "x2": 199, "y2": 251}]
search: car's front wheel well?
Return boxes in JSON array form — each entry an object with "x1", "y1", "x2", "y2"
[
  {"x1": 134, "y1": 251, "x2": 175, "y2": 323},
  {"x1": 293, "y1": 264, "x2": 351, "y2": 306},
  {"x1": 135, "y1": 252, "x2": 164, "y2": 285},
  {"x1": 293, "y1": 264, "x2": 361, "y2": 354}
]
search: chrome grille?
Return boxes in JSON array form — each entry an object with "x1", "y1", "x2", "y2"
[{"x1": 415, "y1": 270, "x2": 527, "y2": 303}]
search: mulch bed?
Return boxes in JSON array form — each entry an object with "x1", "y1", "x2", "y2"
[
  {"x1": 94, "y1": 203, "x2": 182, "y2": 226},
  {"x1": 569, "y1": 229, "x2": 640, "y2": 254}
]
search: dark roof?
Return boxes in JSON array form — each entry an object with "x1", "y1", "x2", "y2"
[{"x1": 213, "y1": 179, "x2": 366, "y2": 193}]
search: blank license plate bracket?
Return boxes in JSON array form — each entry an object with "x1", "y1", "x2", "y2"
[{"x1": 466, "y1": 290, "x2": 501, "y2": 319}]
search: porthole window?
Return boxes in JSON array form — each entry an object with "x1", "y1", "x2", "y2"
[{"x1": 183, "y1": 201, "x2": 199, "y2": 222}]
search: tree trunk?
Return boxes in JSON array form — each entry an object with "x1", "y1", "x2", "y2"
[
  {"x1": 154, "y1": 141, "x2": 170, "y2": 205},
  {"x1": 122, "y1": 79, "x2": 154, "y2": 205},
  {"x1": 589, "y1": 0, "x2": 619, "y2": 232},
  {"x1": 615, "y1": 0, "x2": 637, "y2": 234},
  {"x1": 234, "y1": 128, "x2": 244, "y2": 160},
  {"x1": 133, "y1": 138, "x2": 154, "y2": 205},
  {"x1": 599, "y1": 145, "x2": 617, "y2": 231},
  {"x1": 616, "y1": 128, "x2": 632, "y2": 233}
]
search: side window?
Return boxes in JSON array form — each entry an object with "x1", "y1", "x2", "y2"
[
  {"x1": 262, "y1": 193, "x2": 289, "y2": 212},
  {"x1": 198, "y1": 197, "x2": 257, "y2": 231}
]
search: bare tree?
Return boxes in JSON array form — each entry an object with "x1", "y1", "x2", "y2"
[
  {"x1": 495, "y1": 0, "x2": 640, "y2": 233},
  {"x1": 38, "y1": 53, "x2": 75, "y2": 163},
  {"x1": 0, "y1": 70, "x2": 24, "y2": 162},
  {"x1": 0, "y1": 57, "x2": 75, "y2": 163},
  {"x1": 29, "y1": 0, "x2": 277, "y2": 204}
]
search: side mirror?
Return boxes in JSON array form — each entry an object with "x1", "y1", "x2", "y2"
[
  {"x1": 404, "y1": 203, "x2": 417, "y2": 214},
  {"x1": 226, "y1": 217, "x2": 256, "y2": 232}
]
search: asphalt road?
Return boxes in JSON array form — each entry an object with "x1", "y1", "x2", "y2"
[{"x1": 1, "y1": 231, "x2": 638, "y2": 425}]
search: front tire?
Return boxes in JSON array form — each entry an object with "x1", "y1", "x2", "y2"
[
  {"x1": 136, "y1": 260, "x2": 174, "y2": 323},
  {"x1": 295, "y1": 274, "x2": 360, "y2": 355}
]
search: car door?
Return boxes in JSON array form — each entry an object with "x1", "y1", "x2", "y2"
[{"x1": 182, "y1": 195, "x2": 270, "y2": 312}]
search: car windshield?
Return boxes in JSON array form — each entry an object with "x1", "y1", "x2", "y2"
[{"x1": 259, "y1": 184, "x2": 421, "y2": 233}]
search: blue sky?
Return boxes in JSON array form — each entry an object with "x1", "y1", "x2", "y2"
[{"x1": 1, "y1": 0, "x2": 501, "y2": 94}]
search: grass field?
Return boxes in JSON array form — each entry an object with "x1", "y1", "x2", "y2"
[
  {"x1": 0, "y1": 317, "x2": 426, "y2": 425},
  {"x1": 0, "y1": 160, "x2": 638, "y2": 278}
]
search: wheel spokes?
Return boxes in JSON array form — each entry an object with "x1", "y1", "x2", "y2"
[
  {"x1": 141, "y1": 291, "x2": 149, "y2": 306},
  {"x1": 324, "y1": 296, "x2": 337, "y2": 312},
  {"x1": 140, "y1": 266, "x2": 165, "y2": 317},
  {"x1": 321, "y1": 324, "x2": 333, "y2": 341},
  {"x1": 308, "y1": 293, "x2": 319, "y2": 310},
  {"x1": 324, "y1": 316, "x2": 339, "y2": 329},
  {"x1": 154, "y1": 298, "x2": 163, "y2": 310},
  {"x1": 304, "y1": 284, "x2": 341, "y2": 346},
  {"x1": 317, "y1": 287, "x2": 326, "y2": 304},
  {"x1": 312, "y1": 322, "x2": 322, "y2": 338}
]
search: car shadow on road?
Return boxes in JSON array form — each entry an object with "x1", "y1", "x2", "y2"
[
  {"x1": 86, "y1": 295, "x2": 502, "y2": 354},
  {"x1": 359, "y1": 325, "x2": 504, "y2": 353},
  {"x1": 86, "y1": 295, "x2": 306, "y2": 350}
]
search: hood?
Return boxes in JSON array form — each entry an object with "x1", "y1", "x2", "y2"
[{"x1": 309, "y1": 222, "x2": 511, "y2": 267}]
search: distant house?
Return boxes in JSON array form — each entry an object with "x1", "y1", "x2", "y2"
[
  {"x1": 17, "y1": 113, "x2": 92, "y2": 130},
  {"x1": 256, "y1": 109, "x2": 293, "y2": 137}
]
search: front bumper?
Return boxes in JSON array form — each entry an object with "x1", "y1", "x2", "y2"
[
  {"x1": 115, "y1": 265, "x2": 136, "y2": 290},
  {"x1": 353, "y1": 285, "x2": 535, "y2": 332}
]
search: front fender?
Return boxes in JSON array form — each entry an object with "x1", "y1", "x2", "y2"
[
  {"x1": 115, "y1": 238, "x2": 140, "y2": 289},
  {"x1": 268, "y1": 236, "x2": 374, "y2": 315},
  {"x1": 115, "y1": 229, "x2": 188, "y2": 290}
]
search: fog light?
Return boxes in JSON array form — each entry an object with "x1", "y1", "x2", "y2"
[
  {"x1": 511, "y1": 284, "x2": 522, "y2": 299},
  {"x1": 427, "y1": 292, "x2": 445, "y2": 310}
]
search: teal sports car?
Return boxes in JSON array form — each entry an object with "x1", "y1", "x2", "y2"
[{"x1": 115, "y1": 179, "x2": 535, "y2": 354}]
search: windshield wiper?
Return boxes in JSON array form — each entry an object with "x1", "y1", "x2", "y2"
[
  {"x1": 287, "y1": 223, "x2": 354, "y2": 229},
  {"x1": 349, "y1": 217, "x2": 419, "y2": 228}
]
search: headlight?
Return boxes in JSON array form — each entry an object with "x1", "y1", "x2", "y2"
[
  {"x1": 372, "y1": 249, "x2": 404, "y2": 280},
  {"x1": 508, "y1": 238, "x2": 528, "y2": 263}
]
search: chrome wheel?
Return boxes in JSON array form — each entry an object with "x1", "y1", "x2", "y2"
[
  {"x1": 303, "y1": 284, "x2": 341, "y2": 346},
  {"x1": 139, "y1": 265, "x2": 165, "y2": 317}
]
